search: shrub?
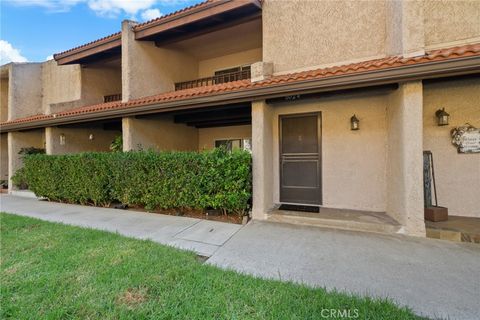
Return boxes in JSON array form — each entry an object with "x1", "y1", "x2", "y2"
[
  {"x1": 18, "y1": 147, "x2": 45, "y2": 155},
  {"x1": 110, "y1": 136, "x2": 123, "y2": 152},
  {"x1": 13, "y1": 149, "x2": 252, "y2": 215}
]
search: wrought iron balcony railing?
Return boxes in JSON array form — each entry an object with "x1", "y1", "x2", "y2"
[
  {"x1": 103, "y1": 93, "x2": 122, "y2": 103},
  {"x1": 175, "y1": 69, "x2": 251, "y2": 91}
]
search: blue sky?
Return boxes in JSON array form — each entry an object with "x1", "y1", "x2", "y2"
[{"x1": 0, "y1": 0, "x2": 201, "y2": 64}]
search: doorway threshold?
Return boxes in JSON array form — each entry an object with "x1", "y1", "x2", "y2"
[{"x1": 267, "y1": 206, "x2": 402, "y2": 235}]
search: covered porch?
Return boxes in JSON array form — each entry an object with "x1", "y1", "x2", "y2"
[{"x1": 122, "y1": 102, "x2": 252, "y2": 152}]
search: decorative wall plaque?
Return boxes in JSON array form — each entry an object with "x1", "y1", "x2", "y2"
[{"x1": 451, "y1": 124, "x2": 480, "y2": 153}]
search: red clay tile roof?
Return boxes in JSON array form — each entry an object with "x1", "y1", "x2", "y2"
[
  {"x1": 4, "y1": 43, "x2": 480, "y2": 127},
  {"x1": 53, "y1": 32, "x2": 122, "y2": 59},
  {"x1": 133, "y1": 0, "x2": 214, "y2": 31}
]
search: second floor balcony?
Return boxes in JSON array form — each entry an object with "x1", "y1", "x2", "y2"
[{"x1": 175, "y1": 66, "x2": 251, "y2": 91}]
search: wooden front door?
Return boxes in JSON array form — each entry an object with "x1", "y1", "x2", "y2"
[{"x1": 279, "y1": 113, "x2": 322, "y2": 205}]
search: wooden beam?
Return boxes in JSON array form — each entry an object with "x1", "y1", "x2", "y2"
[
  {"x1": 135, "y1": 0, "x2": 261, "y2": 40},
  {"x1": 174, "y1": 108, "x2": 250, "y2": 123},
  {"x1": 195, "y1": 120, "x2": 251, "y2": 128},
  {"x1": 154, "y1": 13, "x2": 261, "y2": 47},
  {"x1": 187, "y1": 117, "x2": 251, "y2": 127}
]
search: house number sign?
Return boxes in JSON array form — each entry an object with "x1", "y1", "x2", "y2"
[{"x1": 451, "y1": 124, "x2": 480, "y2": 153}]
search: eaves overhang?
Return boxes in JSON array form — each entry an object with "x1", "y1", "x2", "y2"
[
  {"x1": 2, "y1": 54, "x2": 479, "y2": 133},
  {"x1": 133, "y1": 0, "x2": 262, "y2": 43},
  {"x1": 53, "y1": 32, "x2": 122, "y2": 65}
]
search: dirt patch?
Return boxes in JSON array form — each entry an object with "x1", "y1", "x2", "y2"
[
  {"x1": 124, "y1": 206, "x2": 243, "y2": 224},
  {"x1": 196, "y1": 255, "x2": 209, "y2": 264},
  {"x1": 117, "y1": 288, "x2": 148, "y2": 309}
]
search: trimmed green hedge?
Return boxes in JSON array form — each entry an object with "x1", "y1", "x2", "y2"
[{"x1": 13, "y1": 149, "x2": 251, "y2": 214}]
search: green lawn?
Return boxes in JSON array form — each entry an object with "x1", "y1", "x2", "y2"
[{"x1": 1, "y1": 213, "x2": 423, "y2": 319}]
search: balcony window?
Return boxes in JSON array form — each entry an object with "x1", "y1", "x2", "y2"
[{"x1": 215, "y1": 138, "x2": 252, "y2": 152}]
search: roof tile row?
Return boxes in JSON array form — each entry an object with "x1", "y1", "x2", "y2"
[{"x1": 6, "y1": 43, "x2": 480, "y2": 127}]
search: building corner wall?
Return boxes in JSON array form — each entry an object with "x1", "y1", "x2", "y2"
[
  {"x1": 8, "y1": 63, "x2": 43, "y2": 121},
  {"x1": 386, "y1": 81, "x2": 425, "y2": 236},
  {"x1": 251, "y1": 100, "x2": 274, "y2": 220}
]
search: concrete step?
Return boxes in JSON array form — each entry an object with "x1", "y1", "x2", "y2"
[
  {"x1": 267, "y1": 207, "x2": 402, "y2": 235},
  {"x1": 9, "y1": 190, "x2": 38, "y2": 199},
  {"x1": 426, "y1": 216, "x2": 480, "y2": 244}
]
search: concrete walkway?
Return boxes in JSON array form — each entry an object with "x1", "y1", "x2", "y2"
[
  {"x1": 2, "y1": 195, "x2": 479, "y2": 319},
  {"x1": 208, "y1": 221, "x2": 480, "y2": 320},
  {"x1": 0, "y1": 195, "x2": 242, "y2": 257}
]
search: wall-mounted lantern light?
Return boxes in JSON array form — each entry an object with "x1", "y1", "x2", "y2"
[
  {"x1": 89, "y1": 134, "x2": 94, "y2": 141},
  {"x1": 350, "y1": 114, "x2": 360, "y2": 131},
  {"x1": 59, "y1": 134, "x2": 66, "y2": 145},
  {"x1": 435, "y1": 108, "x2": 449, "y2": 126}
]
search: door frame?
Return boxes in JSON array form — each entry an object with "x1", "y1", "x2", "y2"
[{"x1": 278, "y1": 112, "x2": 322, "y2": 205}]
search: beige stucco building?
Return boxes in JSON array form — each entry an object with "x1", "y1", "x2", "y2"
[{"x1": 1, "y1": 0, "x2": 479, "y2": 238}]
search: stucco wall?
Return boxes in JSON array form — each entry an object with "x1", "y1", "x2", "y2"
[
  {"x1": 0, "y1": 133, "x2": 8, "y2": 182},
  {"x1": 8, "y1": 129, "x2": 45, "y2": 191},
  {"x1": 424, "y1": 0, "x2": 480, "y2": 48},
  {"x1": 1, "y1": 78, "x2": 8, "y2": 122},
  {"x1": 122, "y1": 116, "x2": 198, "y2": 151},
  {"x1": 41, "y1": 60, "x2": 82, "y2": 114},
  {"x1": 385, "y1": 0, "x2": 425, "y2": 56},
  {"x1": 198, "y1": 125, "x2": 252, "y2": 150},
  {"x1": 198, "y1": 48, "x2": 262, "y2": 78},
  {"x1": 423, "y1": 77, "x2": 480, "y2": 218},
  {"x1": 81, "y1": 65, "x2": 122, "y2": 105},
  {"x1": 8, "y1": 63, "x2": 42, "y2": 121},
  {"x1": 270, "y1": 92, "x2": 389, "y2": 212},
  {"x1": 45, "y1": 126, "x2": 120, "y2": 155},
  {"x1": 262, "y1": 0, "x2": 386, "y2": 73},
  {"x1": 122, "y1": 21, "x2": 198, "y2": 100}
]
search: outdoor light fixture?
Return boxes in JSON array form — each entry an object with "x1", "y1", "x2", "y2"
[
  {"x1": 89, "y1": 134, "x2": 94, "y2": 141},
  {"x1": 435, "y1": 108, "x2": 450, "y2": 126},
  {"x1": 59, "y1": 134, "x2": 66, "y2": 145},
  {"x1": 350, "y1": 114, "x2": 360, "y2": 130}
]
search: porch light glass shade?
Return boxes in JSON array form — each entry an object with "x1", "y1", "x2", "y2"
[
  {"x1": 59, "y1": 134, "x2": 66, "y2": 145},
  {"x1": 89, "y1": 134, "x2": 94, "y2": 141},
  {"x1": 350, "y1": 114, "x2": 360, "y2": 130},
  {"x1": 435, "y1": 108, "x2": 449, "y2": 126}
]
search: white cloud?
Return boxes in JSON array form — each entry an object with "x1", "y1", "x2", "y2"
[
  {"x1": 5, "y1": 0, "x2": 191, "y2": 18},
  {"x1": 4, "y1": 0, "x2": 84, "y2": 13},
  {"x1": 46, "y1": 55, "x2": 54, "y2": 61},
  {"x1": 0, "y1": 40, "x2": 28, "y2": 65},
  {"x1": 88, "y1": 0, "x2": 157, "y2": 17},
  {"x1": 140, "y1": 8, "x2": 162, "y2": 21}
]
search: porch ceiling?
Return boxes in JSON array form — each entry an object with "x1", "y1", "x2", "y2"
[
  {"x1": 164, "y1": 18, "x2": 262, "y2": 60},
  {"x1": 137, "y1": 102, "x2": 252, "y2": 128}
]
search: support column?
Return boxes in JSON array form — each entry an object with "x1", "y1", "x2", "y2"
[
  {"x1": 387, "y1": 81, "x2": 425, "y2": 236},
  {"x1": 8, "y1": 130, "x2": 45, "y2": 192},
  {"x1": 251, "y1": 100, "x2": 274, "y2": 220},
  {"x1": 0, "y1": 133, "x2": 8, "y2": 183},
  {"x1": 122, "y1": 117, "x2": 136, "y2": 151}
]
